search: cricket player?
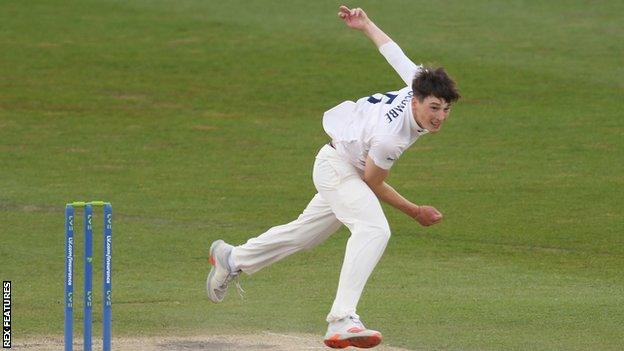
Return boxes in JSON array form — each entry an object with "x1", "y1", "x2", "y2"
[{"x1": 207, "y1": 5, "x2": 460, "y2": 349}]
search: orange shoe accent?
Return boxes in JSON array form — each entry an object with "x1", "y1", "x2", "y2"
[
  {"x1": 324, "y1": 332, "x2": 382, "y2": 349},
  {"x1": 324, "y1": 334, "x2": 350, "y2": 349},
  {"x1": 209, "y1": 256, "x2": 215, "y2": 265}
]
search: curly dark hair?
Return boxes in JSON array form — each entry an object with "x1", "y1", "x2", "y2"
[{"x1": 412, "y1": 67, "x2": 460, "y2": 103}]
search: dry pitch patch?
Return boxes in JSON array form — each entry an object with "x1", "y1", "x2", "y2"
[{"x1": 14, "y1": 332, "x2": 414, "y2": 350}]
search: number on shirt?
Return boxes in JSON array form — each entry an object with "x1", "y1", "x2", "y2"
[{"x1": 367, "y1": 92, "x2": 398, "y2": 105}]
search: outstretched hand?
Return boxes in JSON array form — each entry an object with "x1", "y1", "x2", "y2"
[
  {"x1": 338, "y1": 5, "x2": 371, "y2": 30},
  {"x1": 412, "y1": 205, "x2": 443, "y2": 227}
]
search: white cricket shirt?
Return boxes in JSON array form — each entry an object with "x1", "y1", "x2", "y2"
[{"x1": 322, "y1": 42, "x2": 428, "y2": 171}]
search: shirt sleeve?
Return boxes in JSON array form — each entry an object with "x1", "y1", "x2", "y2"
[
  {"x1": 379, "y1": 41, "x2": 422, "y2": 86},
  {"x1": 369, "y1": 136, "x2": 404, "y2": 170}
]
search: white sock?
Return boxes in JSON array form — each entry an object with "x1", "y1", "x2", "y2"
[{"x1": 228, "y1": 248, "x2": 239, "y2": 272}]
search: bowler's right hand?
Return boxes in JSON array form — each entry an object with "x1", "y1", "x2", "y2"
[{"x1": 338, "y1": 5, "x2": 371, "y2": 31}]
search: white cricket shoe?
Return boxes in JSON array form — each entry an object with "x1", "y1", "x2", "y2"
[
  {"x1": 323, "y1": 315, "x2": 382, "y2": 349},
  {"x1": 206, "y1": 240, "x2": 242, "y2": 303}
]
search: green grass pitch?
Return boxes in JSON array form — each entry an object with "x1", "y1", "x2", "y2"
[{"x1": 1, "y1": 1, "x2": 623, "y2": 350}]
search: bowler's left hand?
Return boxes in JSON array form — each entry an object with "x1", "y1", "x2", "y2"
[{"x1": 412, "y1": 205, "x2": 443, "y2": 227}]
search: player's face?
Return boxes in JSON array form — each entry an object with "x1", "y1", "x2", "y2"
[{"x1": 412, "y1": 96, "x2": 451, "y2": 133}]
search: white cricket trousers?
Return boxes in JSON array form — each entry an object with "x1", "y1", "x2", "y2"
[{"x1": 231, "y1": 144, "x2": 391, "y2": 322}]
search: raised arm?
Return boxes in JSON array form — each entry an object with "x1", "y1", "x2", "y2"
[
  {"x1": 338, "y1": 6, "x2": 391, "y2": 47},
  {"x1": 338, "y1": 5, "x2": 421, "y2": 86}
]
